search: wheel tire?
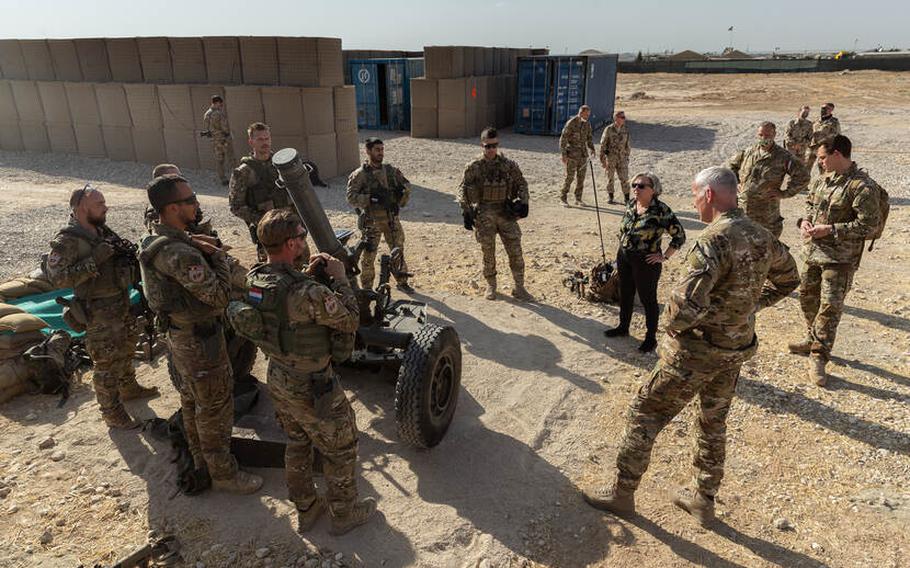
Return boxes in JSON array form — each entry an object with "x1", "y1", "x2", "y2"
[{"x1": 395, "y1": 324, "x2": 462, "y2": 448}]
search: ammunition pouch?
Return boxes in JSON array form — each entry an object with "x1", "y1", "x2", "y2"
[
  {"x1": 311, "y1": 370, "x2": 336, "y2": 419},
  {"x1": 56, "y1": 297, "x2": 88, "y2": 333},
  {"x1": 480, "y1": 181, "x2": 509, "y2": 202},
  {"x1": 192, "y1": 320, "x2": 224, "y2": 362}
]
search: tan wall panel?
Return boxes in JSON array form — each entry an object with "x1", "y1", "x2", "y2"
[
  {"x1": 224, "y1": 85, "x2": 264, "y2": 157},
  {"x1": 437, "y1": 78, "x2": 466, "y2": 111},
  {"x1": 335, "y1": 130, "x2": 359, "y2": 175},
  {"x1": 157, "y1": 84, "x2": 195, "y2": 130},
  {"x1": 333, "y1": 85, "x2": 356, "y2": 133},
  {"x1": 19, "y1": 120, "x2": 49, "y2": 152},
  {"x1": 64, "y1": 82, "x2": 100, "y2": 126},
  {"x1": 137, "y1": 37, "x2": 173, "y2": 83},
  {"x1": 46, "y1": 123, "x2": 77, "y2": 154},
  {"x1": 0, "y1": 120, "x2": 23, "y2": 150},
  {"x1": 270, "y1": 134, "x2": 307, "y2": 158},
  {"x1": 124, "y1": 83, "x2": 162, "y2": 129},
  {"x1": 170, "y1": 38, "x2": 207, "y2": 84},
  {"x1": 73, "y1": 124, "x2": 105, "y2": 157},
  {"x1": 301, "y1": 87, "x2": 333, "y2": 135},
  {"x1": 37, "y1": 82, "x2": 70, "y2": 123},
  {"x1": 239, "y1": 37, "x2": 279, "y2": 85},
  {"x1": 277, "y1": 37, "x2": 318, "y2": 87},
  {"x1": 306, "y1": 132, "x2": 337, "y2": 178},
  {"x1": 0, "y1": 40, "x2": 27, "y2": 80},
  {"x1": 132, "y1": 127, "x2": 167, "y2": 164},
  {"x1": 20, "y1": 40, "x2": 55, "y2": 81},
  {"x1": 438, "y1": 109, "x2": 467, "y2": 139},
  {"x1": 316, "y1": 38, "x2": 343, "y2": 87},
  {"x1": 410, "y1": 108, "x2": 437, "y2": 138},
  {"x1": 261, "y1": 87, "x2": 304, "y2": 136},
  {"x1": 48, "y1": 40, "x2": 82, "y2": 81},
  {"x1": 164, "y1": 128, "x2": 200, "y2": 170},
  {"x1": 102, "y1": 125, "x2": 135, "y2": 162},
  {"x1": 0, "y1": 80, "x2": 19, "y2": 122},
  {"x1": 106, "y1": 38, "x2": 143, "y2": 83},
  {"x1": 95, "y1": 83, "x2": 132, "y2": 127},
  {"x1": 74, "y1": 38, "x2": 111, "y2": 82},
  {"x1": 203, "y1": 37, "x2": 242, "y2": 85},
  {"x1": 10, "y1": 81, "x2": 44, "y2": 122}
]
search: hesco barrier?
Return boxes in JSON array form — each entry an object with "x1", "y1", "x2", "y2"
[
  {"x1": 0, "y1": 79, "x2": 360, "y2": 178},
  {"x1": 618, "y1": 56, "x2": 910, "y2": 73}
]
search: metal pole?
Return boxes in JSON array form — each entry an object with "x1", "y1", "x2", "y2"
[{"x1": 588, "y1": 159, "x2": 607, "y2": 264}]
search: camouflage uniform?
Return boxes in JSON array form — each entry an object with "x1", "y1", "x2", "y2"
[
  {"x1": 228, "y1": 262, "x2": 361, "y2": 516},
  {"x1": 202, "y1": 107, "x2": 234, "y2": 184},
  {"x1": 784, "y1": 117, "x2": 813, "y2": 166},
  {"x1": 139, "y1": 223, "x2": 248, "y2": 481},
  {"x1": 346, "y1": 162, "x2": 412, "y2": 288},
  {"x1": 807, "y1": 116, "x2": 841, "y2": 172},
  {"x1": 458, "y1": 153, "x2": 530, "y2": 289},
  {"x1": 727, "y1": 142, "x2": 810, "y2": 238},
  {"x1": 228, "y1": 153, "x2": 292, "y2": 257},
  {"x1": 613, "y1": 209, "x2": 799, "y2": 497},
  {"x1": 559, "y1": 116, "x2": 595, "y2": 201},
  {"x1": 798, "y1": 163, "x2": 882, "y2": 360},
  {"x1": 45, "y1": 219, "x2": 143, "y2": 424},
  {"x1": 599, "y1": 122, "x2": 631, "y2": 201}
]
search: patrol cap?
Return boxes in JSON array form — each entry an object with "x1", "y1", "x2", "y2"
[
  {"x1": 364, "y1": 137, "x2": 383, "y2": 150},
  {"x1": 147, "y1": 174, "x2": 190, "y2": 211}
]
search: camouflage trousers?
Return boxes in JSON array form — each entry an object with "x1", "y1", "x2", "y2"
[
  {"x1": 615, "y1": 358, "x2": 741, "y2": 497},
  {"x1": 167, "y1": 323, "x2": 237, "y2": 481},
  {"x1": 473, "y1": 205, "x2": 525, "y2": 284},
  {"x1": 360, "y1": 209, "x2": 408, "y2": 288},
  {"x1": 561, "y1": 156, "x2": 587, "y2": 200},
  {"x1": 212, "y1": 137, "x2": 234, "y2": 183},
  {"x1": 84, "y1": 294, "x2": 139, "y2": 420},
  {"x1": 798, "y1": 261, "x2": 855, "y2": 361},
  {"x1": 267, "y1": 361, "x2": 359, "y2": 516},
  {"x1": 605, "y1": 157, "x2": 630, "y2": 200}
]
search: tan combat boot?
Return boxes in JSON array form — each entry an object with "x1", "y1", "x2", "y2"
[
  {"x1": 582, "y1": 484, "x2": 635, "y2": 515},
  {"x1": 485, "y1": 278, "x2": 497, "y2": 300},
  {"x1": 330, "y1": 497, "x2": 377, "y2": 536},
  {"x1": 103, "y1": 407, "x2": 140, "y2": 430},
  {"x1": 809, "y1": 356, "x2": 827, "y2": 387},
  {"x1": 511, "y1": 275, "x2": 534, "y2": 301},
  {"x1": 296, "y1": 497, "x2": 325, "y2": 533},
  {"x1": 212, "y1": 470, "x2": 263, "y2": 495},
  {"x1": 672, "y1": 490, "x2": 716, "y2": 526},
  {"x1": 787, "y1": 337, "x2": 812, "y2": 355},
  {"x1": 119, "y1": 381, "x2": 160, "y2": 401}
]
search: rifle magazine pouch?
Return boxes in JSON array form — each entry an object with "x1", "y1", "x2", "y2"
[
  {"x1": 193, "y1": 321, "x2": 224, "y2": 361},
  {"x1": 312, "y1": 371, "x2": 337, "y2": 419}
]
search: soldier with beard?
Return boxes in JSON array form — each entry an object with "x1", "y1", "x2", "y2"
[{"x1": 45, "y1": 185, "x2": 158, "y2": 428}]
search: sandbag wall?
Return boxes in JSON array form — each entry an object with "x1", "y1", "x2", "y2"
[
  {"x1": 0, "y1": 37, "x2": 361, "y2": 178},
  {"x1": 411, "y1": 46, "x2": 542, "y2": 139}
]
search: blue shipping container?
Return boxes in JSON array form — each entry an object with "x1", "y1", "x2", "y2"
[
  {"x1": 514, "y1": 55, "x2": 618, "y2": 135},
  {"x1": 349, "y1": 58, "x2": 425, "y2": 131}
]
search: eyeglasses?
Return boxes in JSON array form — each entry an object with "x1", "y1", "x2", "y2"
[
  {"x1": 169, "y1": 192, "x2": 198, "y2": 206},
  {"x1": 290, "y1": 231, "x2": 307, "y2": 241},
  {"x1": 482, "y1": 143, "x2": 499, "y2": 149},
  {"x1": 631, "y1": 182, "x2": 652, "y2": 189}
]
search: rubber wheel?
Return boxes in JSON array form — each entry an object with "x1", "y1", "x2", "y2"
[{"x1": 395, "y1": 324, "x2": 462, "y2": 448}]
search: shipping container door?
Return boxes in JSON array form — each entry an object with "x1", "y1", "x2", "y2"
[
  {"x1": 351, "y1": 60, "x2": 381, "y2": 129},
  {"x1": 584, "y1": 56, "x2": 618, "y2": 130},
  {"x1": 515, "y1": 58, "x2": 548, "y2": 133},
  {"x1": 550, "y1": 57, "x2": 586, "y2": 134},
  {"x1": 386, "y1": 61, "x2": 408, "y2": 130}
]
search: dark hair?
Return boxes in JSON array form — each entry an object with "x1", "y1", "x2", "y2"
[
  {"x1": 258, "y1": 209, "x2": 305, "y2": 253},
  {"x1": 211, "y1": 95, "x2": 223, "y2": 103},
  {"x1": 365, "y1": 137, "x2": 383, "y2": 150},
  {"x1": 825, "y1": 102, "x2": 835, "y2": 109},
  {"x1": 247, "y1": 122, "x2": 270, "y2": 138},
  {"x1": 147, "y1": 174, "x2": 189, "y2": 212},
  {"x1": 823, "y1": 134, "x2": 851, "y2": 158},
  {"x1": 152, "y1": 163, "x2": 180, "y2": 178},
  {"x1": 480, "y1": 126, "x2": 497, "y2": 141}
]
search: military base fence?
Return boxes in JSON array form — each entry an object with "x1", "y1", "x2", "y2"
[{"x1": 618, "y1": 55, "x2": 910, "y2": 73}]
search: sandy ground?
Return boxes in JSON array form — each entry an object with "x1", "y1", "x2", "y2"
[{"x1": 1, "y1": 70, "x2": 909, "y2": 568}]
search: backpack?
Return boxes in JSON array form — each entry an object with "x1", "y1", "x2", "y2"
[{"x1": 849, "y1": 172, "x2": 890, "y2": 251}]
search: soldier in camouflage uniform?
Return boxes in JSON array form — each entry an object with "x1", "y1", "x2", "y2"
[
  {"x1": 346, "y1": 137, "x2": 413, "y2": 292},
  {"x1": 228, "y1": 122, "x2": 292, "y2": 260},
  {"x1": 559, "y1": 105, "x2": 595, "y2": 206},
  {"x1": 45, "y1": 186, "x2": 159, "y2": 429},
  {"x1": 226, "y1": 209, "x2": 376, "y2": 535},
  {"x1": 140, "y1": 174, "x2": 263, "y2": 495},
  {"x1": 790, "y1": 135, "x2": 883, "y2": 386},
  {"x1": 599, "y1": 110, "x2": 631, "y2": 204},
  {"x1": 727, "y1": 121, "x2": 810, "y2": 238},
  {"x1": 807, "y1": 103, "x2": 841, "y2": 173},
  {"x1": 584, "y1": 166, "x2": 799, "y2": 525},
  {"x1": 784, "y1": 106, "x2": 813, "y2": 166},
  {"x1": 459, "y1": 127, "x2": 532, "y2": 301},
  {"x1": 201, "y1": 95, "x2": 234, "y2": 186}
]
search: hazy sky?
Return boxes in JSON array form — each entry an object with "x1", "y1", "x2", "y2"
[{"x1": 1, "y1": 0, "x2": 906, "y2": 54}]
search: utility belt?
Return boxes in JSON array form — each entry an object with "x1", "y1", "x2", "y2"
[
  {"x1": 270, "y1": 359, "x2": 338, "y2": 418},
  {"x1": 165, "y1": 316, "x2": 224, "y2": 362}
]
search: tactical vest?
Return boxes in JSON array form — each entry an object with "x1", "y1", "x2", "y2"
[
  {"x1": 228, "y1": 264, "x2": 352, "y2": 363},
  {"x1": 57, "y1": 226, "x2": 134, "y2": 300},
  {"x1": 363, "y1": 164, "x2": 403, "y2": 209},
  {"x1": 240, "y1": 156, "x2": 289, "y2": 214},
  {"x1": 478, "y1": 159, "x2": 510, "y2": 203},
  {"x1": 138, "y1": 235, "x2": 221, "y2": 324}
]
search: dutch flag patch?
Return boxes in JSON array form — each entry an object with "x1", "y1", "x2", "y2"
[{"x1": 248, "y1": 287, "x2": 264, "y2": 304}]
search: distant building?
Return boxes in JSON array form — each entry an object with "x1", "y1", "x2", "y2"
[
  {"x1": 668, "y1": 50, "x2": 708, "y2": 61},
  {"x1": 579, "y1": 49, "x2": 605, "y2": 55},
  {"x1": 719, "y1": 48, "x2": 752, "y2": 59}
]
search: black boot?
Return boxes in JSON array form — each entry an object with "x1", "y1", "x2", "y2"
[
  {"x1": 638, "y1": 335, "x2": 657, "y2": 352},
  {"x1": 604, "y1": 326, "x2": 629, "y2": 338}
]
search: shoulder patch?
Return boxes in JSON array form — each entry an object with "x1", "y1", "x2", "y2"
[
  {"x1": 688, "y1": 244, "x2": 709, "y2": 271},
  {"x1": 187, "y1": 264, "x2": 206, "y2": 283},
  {"x1": 323, "y1": 293, "x2": 339, "y2": 315}
]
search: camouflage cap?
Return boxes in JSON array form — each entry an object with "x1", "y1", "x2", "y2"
[{"x1": 631, "y1": 171, "x2": 663, "y2": 196}]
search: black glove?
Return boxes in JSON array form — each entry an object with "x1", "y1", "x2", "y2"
[
  {"x1": 200, "y1": 130, "x2": 212, "y2": 138},
  {"x1": 463, "y1": 212, "x2": 474, "y2": 231},
  {"x1": 512, "y1": 201, "x2": 529, "y2": 219}
]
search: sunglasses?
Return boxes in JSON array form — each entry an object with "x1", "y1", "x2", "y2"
[
  {"x1": 482, "y1": 142, "x2": 499, "y2": 149},
  {"x1": 289, "y1": 231, "x2": 307, "y2": 241},
  {"x1": 73, "y1": 183, "x2": 94, "y2": 207},
  {"x1": 170, "y1": 192, "x2": 198, "y2": 206},
  {"x1": 631, "y1": 182, "x2": 652, "y2": 189}
]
